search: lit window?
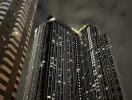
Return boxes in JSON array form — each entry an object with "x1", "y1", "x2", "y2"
[
  {"x1": 40, "y1": 64, "x2": 43, "y2": 67},
  {"x1": 42, "y1": 61, "x2": 45, "y2": 63},
  {"x1": 86, "y1": 91, "x2": 88, "y2": 94},
  {"x1": 51, "y1": 57, "x2": 54, "y2": 59},
  {"x1": 98, "y1": 96, "x2": 101, "y2": 99},
  {"x1": 106, "y1": 87, "x2": 109, "y2": 90},
  {"x1": 63, "y1": 82, "x2": 65, "y2": 85},
  {"x1": 92, "y1": 84, "x2": 95, "y2": 87},
  {"x1": 102, "y1": 48, "x2": 105, "y2": 50},
  {"x1": 52, "y1": 40, "x2": 55, "y2": 42},
  {"x1": 76, "y1": 68, "x2": 80, "y2": 72},
  {"x1": 98, "y1": 75, "x2": 102, "y2": 78},
  {"x1": 52, "y1": 93, "x2": 55, "y2": 96}
]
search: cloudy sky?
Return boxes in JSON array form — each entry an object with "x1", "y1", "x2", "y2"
[{"x1": 35, "y1": 0, "x2": 132, "y2": 99}]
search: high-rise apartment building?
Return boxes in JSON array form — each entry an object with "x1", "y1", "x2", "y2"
[
  {"x1": 79, "y1": 25, "x2": 125, "y2": 100},
  {"x1": 21, "y1": 23, "x2": 46, "y2": 100},
  {"x1": 0, "y1": 0, "x2": 38, "y2": 99},
  {"x1": 22, "y1": 17, "x2": 125, "y2": 100}
]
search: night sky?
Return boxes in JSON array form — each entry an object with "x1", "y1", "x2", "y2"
[{"x1": 34, "y1": 0, "x2": 132, "y2": 99}]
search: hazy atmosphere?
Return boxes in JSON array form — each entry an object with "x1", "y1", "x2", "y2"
[{"x1": 34, "y1": 0, "x2": 132, "y2": 99}]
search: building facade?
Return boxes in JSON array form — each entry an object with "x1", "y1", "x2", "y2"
[
  {"x1": 22, "y1": 18, "x2": 81, "y2": 100},
  {"x1": 22, "y1": 17, "x2": 125, "y2": 100},
  {"x1": 21, "y1": 23, "x2": 46, "y2": 100},
  {"x1": 0, "y1": 0, "x2": 38, "y2": 99},
  {"x1": 79, "y1": 25, "x2": 125, "y2": 100}
]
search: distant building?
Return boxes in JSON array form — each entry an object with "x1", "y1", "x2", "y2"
[
  {"x1": 0, "y1": 0, "x2": 38, "y2": 99},
  {"x1": 22, "y1": 17, "x2": 125, "y2": 100}
]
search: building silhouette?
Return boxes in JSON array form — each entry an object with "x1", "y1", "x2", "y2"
[
  {"x1": 22, "y1": 17, "x2": 125, "y2": 100},
  {"x1": 0, "y1": 0, "x2": 38, "y2": 99}
]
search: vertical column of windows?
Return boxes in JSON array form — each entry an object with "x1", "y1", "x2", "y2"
[
  {"x1": 0, "y1": 31, "x2": 20, "y2": 98},
  {"x1": 47, "y1": 23, "x2": 55, "y2": 99},
  {"x1": 101, "y1": 35, "x2": 123, "y2": 99},
  {"x1": 51, "y1": 22, "x2": 56, "y2": 100},
  {"x1": 66, "y1": 30, "x2": 71, "y2": 100},
  {"x1": 13, "y1": 0, "x2": 31, "y2": 37},
  {"x1": 57, "y1": 25, "x2": 62, "y2": 100},
  {"x1": 87, "y1": 27, "x2": 102, "y2": 100},
  {"x1": 60, "y1": 26, "x2": 65, "y2": 100},
  {"x1": 54, "y1": 24, "x2": 58, "y2": 100},
  {"x1": 0, "y1": 0, "x2": 12, "y2": 25},
  {"x1": 75, "y1": 37, "x2": 82, "y2": 100},
  {"x1": 80, "y1": 34, "x2": 89, "y2": 100}
]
